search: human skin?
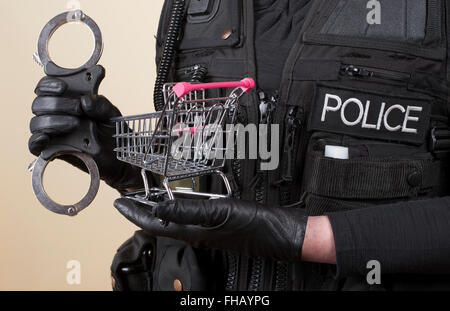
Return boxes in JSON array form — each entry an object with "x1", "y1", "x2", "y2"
[{"x1": 302, "y1": 217, "x2": 337, "y2": 264}]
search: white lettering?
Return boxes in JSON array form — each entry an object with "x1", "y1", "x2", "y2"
[
  {"x1": 320, "y1": 93, "x2": 422, "y2": 135},
  {"x1": 362, "y1": 100, "x2": 377, "y2": 129},
  {"x1": 224, "y1": 296, "x2": 271, "y2": 306},
  {"x1": 180, "y1": 295, "x2": 215, "y2": 309},
  {"x1": 384, "y1": 104, "x2": 405, "y2": 132},
  {"x1": 322, "y1": 94, "x2": 342, "y2": 122},
  {"x1": 376, "y1": 102, "x2": 386, "y2": 130},
  {"x1": 341, "y1": 98, "x2": 364, "y2": 126},
  {"x1": 402, "y1": 106, "x2": 423, "y2": 134}
]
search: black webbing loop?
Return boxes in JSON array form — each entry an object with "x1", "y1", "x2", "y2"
[{"x1": 431, "y1": 127, "x2": 450, "y2": 153}]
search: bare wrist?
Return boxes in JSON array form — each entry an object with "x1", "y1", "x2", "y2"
[{"x1": 301, "y1": 216, "x2": 336, "y2": 264}]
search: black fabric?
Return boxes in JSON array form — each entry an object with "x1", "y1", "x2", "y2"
[
  {"x1": 254, "y1": 0, "x2": 312, "y2": 93},
  {"x1": 302, "y1": 0, "x2": 442, "y2": 59},
  {"x1": 305, "y1": 194, "x2": 371, "y2": 216},
  {"x1": 327, "y1": 197, "x2": 450, "y2": 278},
  {"x1": 179, "y1": 0, "x2": 241, "y2": 50},
  {"x1": 321, "y1": 0, "x2": 427, "y2": 42},
  {"x1": 306, "y1": 156, "x2": 440, "y2": 200},
  {"x1": 447, "y1": 1, "x2": 450, "y2": 98},
  {"x1": 292, "y1": 60, "x2": 341, "y2": 81},
  {"x1": 269, "y1": 0, "x2": 450, "y2": 291},
  {"x1": 146, "y1": 0, "x2": 450, "y2": 291}
]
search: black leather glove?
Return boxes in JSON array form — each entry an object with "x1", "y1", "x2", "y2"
[
  {"x1": 29, "y1": 76, "x2": 145, "y2": 191},
  {"x1": 114, "y1": 198, "x2": 308, "y2": 262}
]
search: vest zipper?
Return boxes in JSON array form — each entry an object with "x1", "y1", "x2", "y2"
[
  {"x1": 254, "y1": 91, "x2": 276, "y2": 203},
  {"x1": 226, "y1": 100, "x2": 243, "y2": 292},
  {"x1": 248, "y1": 91, "x2": 277, "y2": 292},
  {"x1": 340, "y1": 64, "x2": 411, "y2": 82},
  {"x1": 280, "y1": 106, "x2": 302, "y2": 183},
  {"x1": 269, "y1": 0, "x2": 319, "y2": 291},
  {"x1": 177, "y1": 64, "x2": 209, "y2": 82},
  {"x1": 275, "y1": 118, "x2": 292, "y2": 297}
]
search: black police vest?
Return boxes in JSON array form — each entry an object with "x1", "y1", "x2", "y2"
[{"x1": 155, "y1": 0, "x2": 450, "y2": 290}]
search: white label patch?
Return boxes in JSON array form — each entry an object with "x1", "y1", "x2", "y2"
[{"x1": 310, "y1": 86, "x2": 431, "y2": 144}]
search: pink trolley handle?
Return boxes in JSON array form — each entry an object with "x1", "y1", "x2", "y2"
[{"x1": 172, "y1": 78, "x2": 255, "y2": 98}]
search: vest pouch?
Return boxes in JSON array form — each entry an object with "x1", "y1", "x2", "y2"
[
  {"x1": 300, "y1": 63, "x2": 448, "y2": 205},
  {"x1": 162, "y1": 0, "x2": 246, "y2": 83},
  {"x1": 111, "y1": 232, "x2": 221, "y2": 291},
  {"x1": 111, "y1": 231, "x2": 156, "y2": 291},
  {"x1": 307, "y1": 58, "x2": 443, "y2": 144},
  {"x1": 303, "y1": 0, "x2": 443, "y2": 59},
  {"x1": 179, "y1": 0, "x2": 242, "y2": 50},
  {"x1": 152, "y1": 237, "x2": 220, "y2": 291},
  {"x1": 301, "y1": 123, "x2": 444, "y2": 209}
]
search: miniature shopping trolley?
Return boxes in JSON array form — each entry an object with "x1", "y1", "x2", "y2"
[{"x1": 112, "y1": 78, "x2": 255, "y2": 205}]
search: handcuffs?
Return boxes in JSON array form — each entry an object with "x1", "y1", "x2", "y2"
[{"x1": 30, "y1": 10, "x2": 104, "y2": 216}]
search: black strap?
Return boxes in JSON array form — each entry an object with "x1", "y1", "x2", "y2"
[
  {"x1": 424, "y1": 0, "x2": 441, "y2": 45},
  {"x1": 431, "y1": 127, "x2": 450, "y2": 153},
  {"x1": 110, "y1": 231, "x2": 155, "y2": 291},
  {"x1": 446, "y1": 0, "x2": 450, "y2": 83},
  {"x1": 306, "y1": 155, "x2": 441, "y2": 200}
]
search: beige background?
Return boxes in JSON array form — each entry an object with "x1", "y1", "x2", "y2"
[{"x1": 0, "y1": 0, "x2": 165, "y2": 290}]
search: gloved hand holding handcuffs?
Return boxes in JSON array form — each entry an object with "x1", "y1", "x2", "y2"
[
  {"x1": 28, "y1": 11, "x2": 152, "y2": 217},
  {"x1": 29, "y1": 10, "x2": 311, "y2": 264},
  {"x1": 29, "y1": 77, "x2": 144, "y2": 192}
]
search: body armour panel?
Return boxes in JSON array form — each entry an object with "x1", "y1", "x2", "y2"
[{"x1": 151, "y1": 0, "x2": 450, "y2": 291}]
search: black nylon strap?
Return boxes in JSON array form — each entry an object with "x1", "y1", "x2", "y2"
[
  {"x1": 424, "y1": 0, "x2": 441, "y2": 45},
  {"x1": 306, "y1": 156, "x2": 440, "y2": 200},
  {"x1": 446, "y1": 0, "x2": 450, "y2": 83},
  {"x1": 111, "y1": 231, "x2": 155, "y2": 291}
]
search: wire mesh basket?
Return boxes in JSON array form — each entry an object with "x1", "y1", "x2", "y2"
[{"x1": 112, "y1": 78, "x2": 255, "y2": 201}]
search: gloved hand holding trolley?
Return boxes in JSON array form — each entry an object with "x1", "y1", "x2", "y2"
[{"x1": 113, "y1": 78, "x2": 255, "y2": 206}]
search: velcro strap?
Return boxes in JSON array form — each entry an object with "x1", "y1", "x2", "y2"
[{"x1": 306, "y1": 156, "x2": 440, "y2": 200}]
